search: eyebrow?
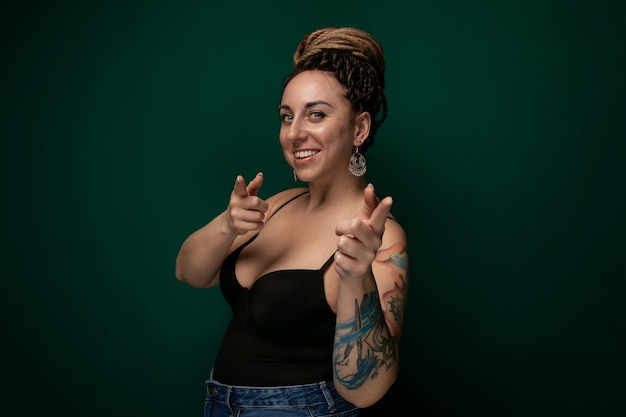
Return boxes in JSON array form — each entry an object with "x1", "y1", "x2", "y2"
[{"x1": 279, "y1": 100, "x2": 335, "y2": 111}]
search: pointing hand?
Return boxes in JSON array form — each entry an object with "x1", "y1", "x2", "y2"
[
  {"x1": 334, "y1": 184, "x2": 392, "y2": 278},
  {"x1": 226, "y1": 172, "x2": 268, "y2": 235}
]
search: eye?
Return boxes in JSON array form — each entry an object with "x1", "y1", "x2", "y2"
[
  {"x1": 309, "y1": 111, "x2": 326, "y2": 120},
  {"x1": 280, "y1": 113, "x2": 293, "y2": 123}
]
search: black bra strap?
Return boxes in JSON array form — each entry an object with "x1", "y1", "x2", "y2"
[
  {"x1": 266, "y1": 191, "x2": 309, "y2": 223},
  {"x1": 234, "y1": 191, "x2": 308, "y2": 249},
  {"x1": 320, "y1": 251, "x2": 337, "y2": 272}
]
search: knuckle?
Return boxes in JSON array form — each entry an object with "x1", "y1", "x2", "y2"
[
  {"x1": 367, "y1": 252, "x2": 376, "y2": 264},
  {"x1": 350, "y1": 218, "x2": 363, "y2": 229}
]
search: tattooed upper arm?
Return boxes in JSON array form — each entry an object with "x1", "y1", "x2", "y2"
[{"x1": 373, "y1": 221, "x2": 409, "y2": 344}]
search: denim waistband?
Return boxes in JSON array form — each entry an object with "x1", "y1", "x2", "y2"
[{"x1": 206, "y1": 369, "x2": 342, "y2": 407}]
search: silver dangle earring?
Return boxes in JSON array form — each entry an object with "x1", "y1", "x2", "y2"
[
  {"x1": 293, "y1": 169, "x2": 298, "y2": 182},
  {"x1": 348, "y1": 147, "x2": 367, "y2": 176}
]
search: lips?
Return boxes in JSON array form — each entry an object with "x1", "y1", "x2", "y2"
[{"x1": 294, "y1": 150, "x2": 319, "y2": 159}]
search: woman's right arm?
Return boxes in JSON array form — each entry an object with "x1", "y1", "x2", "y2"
[{"x1": 174, "y1": 173, "x2": 268, "y2": 288}]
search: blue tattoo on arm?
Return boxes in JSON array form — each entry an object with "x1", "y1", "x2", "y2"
[{"x1": 334, "y1": 292, "x2": 397, "y2": 390}]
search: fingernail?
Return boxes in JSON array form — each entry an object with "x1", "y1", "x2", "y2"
[{"x1": 257, "y1": 172, "x2": 263, "y2": 177}]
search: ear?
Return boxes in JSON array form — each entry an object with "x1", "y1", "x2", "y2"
[{"x1": 353, "y1": 111, "x2": 371, "y2": 146}]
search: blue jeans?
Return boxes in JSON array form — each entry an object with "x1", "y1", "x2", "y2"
[{"x1": 204, "y1": 372, "x2": 359, "y2": 417}]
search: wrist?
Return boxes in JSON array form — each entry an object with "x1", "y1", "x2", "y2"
[{"x1": 218, "y1": 211, "x2": 240, "y2": 237}]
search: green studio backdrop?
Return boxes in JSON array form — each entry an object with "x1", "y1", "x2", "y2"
[{"x1": 2, "y1": 1, "x2": 624, "y2": 416}]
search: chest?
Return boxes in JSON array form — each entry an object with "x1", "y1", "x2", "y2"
[{"x1": 235, "y1": 215, "x2": 339, "y2": 284}]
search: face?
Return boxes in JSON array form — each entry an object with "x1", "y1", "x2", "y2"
[{"x1": 279, "y1": 70, "x2": 370, "y2": 184}]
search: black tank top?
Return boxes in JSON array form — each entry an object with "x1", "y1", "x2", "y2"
[{"x1": 213, "y1": 192, "x2": 337, "y2": 386}]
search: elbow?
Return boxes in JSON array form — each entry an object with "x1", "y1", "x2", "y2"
[
  {"x1": 174, "y1": 258, "x2": 186, "y2": 283},
  {"x1": 174, "y1": 266, "x2": 197, "y2": 286},
  {"x1": 174, "y1": 258, "x2": 197, "y2": 285},
  {"x1": 344, "y1": 390, "x2": 388, "y2": 409},
  {"x1": 335, "y1": 366, "x2": 399, "y2": 408},
  {"x1": 351, "y1": 396, "x2": 377, "y2": 409},
  {"x1": 174, "y1": 261, "x2": 215, "y2": 289}
]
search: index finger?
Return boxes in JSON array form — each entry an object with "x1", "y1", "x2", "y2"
[
  {"x1": 358, "y1": 183, "x2": 381, "y2": 220},
  {"x1": 246, "y1": 172, "x2": 264, "y2": 196}
]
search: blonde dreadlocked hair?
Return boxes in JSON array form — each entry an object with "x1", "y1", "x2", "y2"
[{"x1": 283, "y1": 27, "x2": 388, "y2": 154}]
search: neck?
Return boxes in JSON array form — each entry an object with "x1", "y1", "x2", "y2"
[{"x1": 304, "y1": 175, "x2": 367, "y2": 210}]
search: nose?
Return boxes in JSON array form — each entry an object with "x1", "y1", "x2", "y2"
[{"x1": 285, "y1": 119, "x2": 305, "y2": 142}]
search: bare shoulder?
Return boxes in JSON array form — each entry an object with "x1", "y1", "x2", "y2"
[
  {"x1": 375, "y1": 216, "x2": 409, "y2": 295},
  {"x1": 376, "y1": 215, "x2": 409, "y2": 277},
  {"x1": 382, "y1": 216, "x2": 408, "y2": 247}
]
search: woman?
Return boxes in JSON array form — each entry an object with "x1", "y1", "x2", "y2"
[{"x1": 176, "y1": 26, "x2": 409, "y2": 416}]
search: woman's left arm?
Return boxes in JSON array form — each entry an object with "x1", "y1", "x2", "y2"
[{"x1": 332, "y1": 185, "x2": 409, "y2": 408}]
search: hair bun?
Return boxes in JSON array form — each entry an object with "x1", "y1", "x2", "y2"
[{"x1": 293, "y1": 27, "x2": 385, "y2": 79}]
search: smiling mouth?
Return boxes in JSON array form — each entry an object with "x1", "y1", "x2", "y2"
[{"x1": 294, "y1": 150, "x2": 319, "y2": 159}]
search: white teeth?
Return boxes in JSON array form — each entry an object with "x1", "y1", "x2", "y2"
[{"x1": 294, "y1": 150, "x2": 318, "y2": 159}]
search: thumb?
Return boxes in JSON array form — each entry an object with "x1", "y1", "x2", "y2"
[
  {"x1": 368, "y1": 196, "x2": 393, "y2": 235},
  {"x1": 246, "y1": 172, "x2": 264, "y2": 196},
  {"x1": 233, "y1": 175, "x2": 249, "y2": 197}
]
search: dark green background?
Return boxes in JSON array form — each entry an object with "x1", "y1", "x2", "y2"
[{"x1": 2, "y1": 1, "x2": 624, "y2": 416}]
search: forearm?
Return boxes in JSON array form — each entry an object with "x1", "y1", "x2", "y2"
[
  {"x1": 332, "y1": 273, "x2": 399, "y2": 408},
  {"x1": 175, "y1": 211, "x2": 238, "y2": 288}
]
